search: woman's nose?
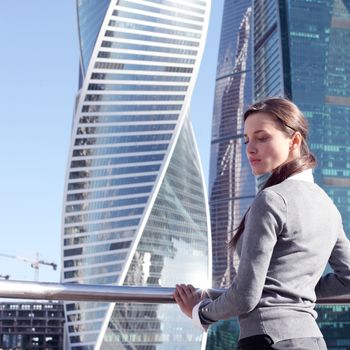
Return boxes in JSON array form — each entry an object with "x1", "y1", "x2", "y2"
[{"x1": 246, "y1": 141, "x2": 257, "y2": 154}]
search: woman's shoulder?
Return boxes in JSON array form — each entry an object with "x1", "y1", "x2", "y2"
[
  {"x1": 262, "y1": 179, "x2": 341, "y2": 218},
  {"x1": 255, "y1": 180, "x2": 318, "y2": 211},
  {"x1": 264, "y1": 177, "x2": 319, "y2": 197},
  {"x1": 252, "y1": 186, "x2": 287, "y2": 213}
]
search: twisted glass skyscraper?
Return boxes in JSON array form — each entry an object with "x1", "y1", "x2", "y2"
[{"x1": 61, "y1": 1, "x2": 211, "y2": 349}]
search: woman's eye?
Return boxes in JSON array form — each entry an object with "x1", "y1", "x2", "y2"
[{"x1": 243, "y1": 136, "x2": 269, "y2": 144}]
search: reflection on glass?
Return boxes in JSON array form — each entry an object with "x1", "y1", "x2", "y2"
[
  {"x1": 207, "y1": 1, "x2": 255, "y2": 348},
  {"x1": 102, "y1": 117, "x2": 209, "y2": 349},
  {"x1": 63, "y1": 0, "x2": 210, "y2": 348}
]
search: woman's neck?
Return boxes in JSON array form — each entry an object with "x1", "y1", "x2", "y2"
[{"x1": 255, "y1": 172, "x2": 272, "y2": 192}]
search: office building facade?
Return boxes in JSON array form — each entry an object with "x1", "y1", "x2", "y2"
[
  {"x1": 0, "y1": 301, "x2": 64, "y2": 349},
  {"x1": 206, "y1": 1, "x2": 254, "y2": 348},
  {"x1": 61, "y1": 0, "x2": 211, "y2": 349},
  {"x1": 254, "y1": 0, "x2": 350, "y2": 347},
  {"x1": 208, "y1": 0, "x2": 254, "y2": 291}
]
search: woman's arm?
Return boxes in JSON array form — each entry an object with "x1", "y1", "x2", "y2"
[
  {"x1": 174, "y1": 190, "x2": 286, "y2": 325},
  {"x1": 315, "y1": 219, "x2": 350, "y2": 298}
]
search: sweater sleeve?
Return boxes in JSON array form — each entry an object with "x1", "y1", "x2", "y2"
[
  {"x1": 315, "y1": 216, "x2": 350, "y2": 298},
  {"x1": 199, "y1": 190, "x2": 286, "y2": 323}
]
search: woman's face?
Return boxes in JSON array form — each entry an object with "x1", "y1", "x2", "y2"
[{"x1": 244, "y1": 112, "x2": 295, "y2": 175}]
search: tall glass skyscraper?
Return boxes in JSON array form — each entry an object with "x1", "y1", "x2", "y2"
[
  {"x1": 61, "y1": 1, "x2": 211, "y2": 349},
  {"x1": 206, "y1": 1, "x2": 254, "y2": 349},
  {"x1": 209, "y1": 0, "x2": 254, "y2": 292},
  {"x1": 254, "y1": 0, "x2": 350, "y2": 348}
]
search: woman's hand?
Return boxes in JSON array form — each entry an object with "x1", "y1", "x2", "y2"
[{"x1": 173, "y1": 284, "x2": 201, "y2": 319}]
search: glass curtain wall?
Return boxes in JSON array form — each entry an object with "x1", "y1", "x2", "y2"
[
  {"x1": 254, "y1": 0, "x2": 350, "y2": 348},
  {"x1": 62, "y1": 0, "x2": 212, "y2": 349},
  {"x1": 206, "y1": 0, "x2": 254, "y2": 349}
]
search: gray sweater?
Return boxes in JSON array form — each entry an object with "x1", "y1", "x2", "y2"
[{"x1": 199, "y1": 176, "x2": 350, "y2": 342}]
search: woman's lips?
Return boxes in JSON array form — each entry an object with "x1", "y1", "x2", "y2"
[{"x1": 249, "y1": 159, "x2": 261, "y2": 165}]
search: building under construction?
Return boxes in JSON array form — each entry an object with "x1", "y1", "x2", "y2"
[{"x1": 0, "y1": 301, "x2": 64, "y2": 349}]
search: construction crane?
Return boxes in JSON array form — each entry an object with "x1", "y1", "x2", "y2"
[{"x1": 0, "y1": 252, "x2": 57, "y2": 281}]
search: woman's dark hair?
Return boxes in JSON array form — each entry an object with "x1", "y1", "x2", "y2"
[{"x1": 228, "y1": 97, "x2": 317, "y2": 249}]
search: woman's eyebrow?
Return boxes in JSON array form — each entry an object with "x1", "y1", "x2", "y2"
[{"x1": 243, "y1": 130, "x2": 267, "y2": 137}]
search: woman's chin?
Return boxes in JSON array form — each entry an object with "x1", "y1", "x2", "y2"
[
  {"x1": 251, "y1": 168, "x2": 264, "y2": 176},
  {"x1": 251, "y1": 167, "x2": 270, "y2": 176}
]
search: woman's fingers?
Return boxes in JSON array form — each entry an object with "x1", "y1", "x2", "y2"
[
  {"x1": 176, "y1": 284, "x2": 188, "y2": 299},
  {"x1": 173, "y1": 289, "x2": 182, "y2": 303},
  {"x1": 175, "y1": 284, "x2": 199, "y2": 302},
  {"x1": 174, "y1": 285, "x2": 186, "y2": 305},
  {"x1": 173, "y1": 284, "x2": 199, "y2": 319},
  {"x1": 174, "y1": 284, "x2": 195, "y2": 300},
  {"x1": 180, "y1": 284, "x2": 194, "y2": 297},
  {"x1": 188, "y1": 284, "x2": 196, "y2": 294}
]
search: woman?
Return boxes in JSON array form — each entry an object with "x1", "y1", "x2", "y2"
[{"x1": 174, "y1": 97, "x2": 350, "y2": 350}]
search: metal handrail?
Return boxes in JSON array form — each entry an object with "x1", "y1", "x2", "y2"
[{"x1": 0, "y1": 280, "x2": 350, "y2": 304}]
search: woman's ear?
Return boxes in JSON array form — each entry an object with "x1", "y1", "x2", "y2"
[{"x1": 290, "y1": 132, "x2": 302, "y2": 150}]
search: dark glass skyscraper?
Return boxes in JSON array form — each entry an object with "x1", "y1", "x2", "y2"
[
  {"x1": 207, "y1": 0, "x2": 254, "y2": 348},
  {"x1": 253, "y1": 0, "x2": 350, "y2": 348},
  {"x1": 208, "y1": 0, "x2": 254, "y2": 291}
]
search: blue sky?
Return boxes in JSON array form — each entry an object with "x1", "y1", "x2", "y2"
[{"x1": 0, "y1": 1, "x2": 224, "y2": 283}]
